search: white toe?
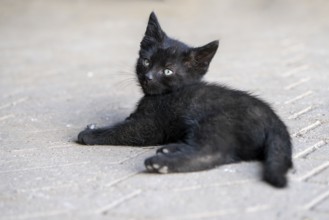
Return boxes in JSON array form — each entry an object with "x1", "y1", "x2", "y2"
[
  {"x1": 152, "y1": 164, "x2": 160, "y2": 169},
  {"x1": 158, "y1": 166, "x2": 168, "y2": 174},
  {"x1": 87, "y1": 124, "x2": 96, "y2": 130}
]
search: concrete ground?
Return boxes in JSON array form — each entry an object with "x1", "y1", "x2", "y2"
[{"x1": 1, "y1": 0, "x2": 329, "y2": 219}]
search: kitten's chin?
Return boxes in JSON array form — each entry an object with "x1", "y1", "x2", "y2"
[
  {"x1": 141, "y1": 84, "x2": 170, "y2": 96},
  {"x1": 142, "y1": 87, "x2": 165, "y2": 95},
  {"x1": 139, "y1": 79, "x2": 172, "y2": 95}
]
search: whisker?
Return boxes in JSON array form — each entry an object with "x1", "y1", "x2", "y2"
[
  {"x1": 119, "y1": 70, "x2": 135, "y2": 75},
  {"x1": 114, "y1": 78, "x2": 139, "y2": 89},
  {"x1": 107, "y1": 71, "x2": 134, "y2": 77}
]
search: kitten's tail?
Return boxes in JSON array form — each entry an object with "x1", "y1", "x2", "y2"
[{"x1": 263, "y1": 127, "x2": 293, "y2": 188}]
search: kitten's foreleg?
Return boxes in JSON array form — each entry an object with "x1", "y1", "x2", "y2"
[{"x1": 77, "y1": 119, "x2": 164, "y2": 146}]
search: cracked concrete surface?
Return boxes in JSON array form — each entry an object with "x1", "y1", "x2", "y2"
[{"x1": 1, "y1": 0, "x2": 329, "y2": 219}]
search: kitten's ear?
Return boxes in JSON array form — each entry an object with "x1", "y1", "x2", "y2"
[
  {"x1": 144, "y1": 12, "x2": 166, "y2": 42},
  {"x1": 185, "y1": 40, "x2": 219, "y2": 74},
  {"x1": 192, "y1": 40, "x2": 219, "y2": 66}
]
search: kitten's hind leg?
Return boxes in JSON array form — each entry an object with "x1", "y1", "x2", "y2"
[
  {"x1": 156, "y1": 143, "x2": 190, "y2": 155},
  {"x1": 145, "y1": 143, "x2": 229, "y2": 173},
  {"x1": 146, "y1": 116, "x2": 237, "y2": 173}
]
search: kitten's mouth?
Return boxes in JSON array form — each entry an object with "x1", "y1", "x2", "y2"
[
  {"x1": 140, "y1": 80, "x2": 165, "y2": 95},
  {"x1": 142, "y1": 84, "x2": 157, "y2": 95}
]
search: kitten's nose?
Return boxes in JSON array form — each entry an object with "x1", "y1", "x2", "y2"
[{"x1": 145, "y1": 72, "x2": 153, "y2": 81}]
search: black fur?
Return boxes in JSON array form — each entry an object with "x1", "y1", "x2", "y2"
[{"x1": 77, "y1": 12, "x2": 293, "y2": 188}]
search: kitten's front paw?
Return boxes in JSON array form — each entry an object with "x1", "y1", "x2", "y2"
[
  {"x1": 87, "y1": 123, "x2": 97, "y2": 130},
  {"x1": 145, "y1": 156, "x2": 171, "y2": 174},
  {"x1": 77, "y1": 124, "x2": 97, "y2": 145},
  {"x1": 77, "y1": 130, "x2": 92, "y2": 145}
]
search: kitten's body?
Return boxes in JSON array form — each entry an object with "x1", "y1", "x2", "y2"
[{"x1": 78, "y1": 13, "x2": 292, "y2": 188}]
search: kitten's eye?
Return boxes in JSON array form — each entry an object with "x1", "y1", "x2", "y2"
[
  {"x1": 163, "y1": 68, "x2": 173, "y2": 76},
  {"x1": 142, "y1": 59, "x2": 150, "y2": 67}
]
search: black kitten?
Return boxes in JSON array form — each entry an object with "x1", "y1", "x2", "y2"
[{"x1": 78, "y1": 12, "x2": 293, "y2": 188}]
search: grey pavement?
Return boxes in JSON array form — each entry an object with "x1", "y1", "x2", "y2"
[{"x1": 1, "y1": 0, "x2": 329, "y2": 219}]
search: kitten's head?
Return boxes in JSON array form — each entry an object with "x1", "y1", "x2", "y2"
[{"x1": 136, "y1": 12, "x2": 219, "y2": 95}]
